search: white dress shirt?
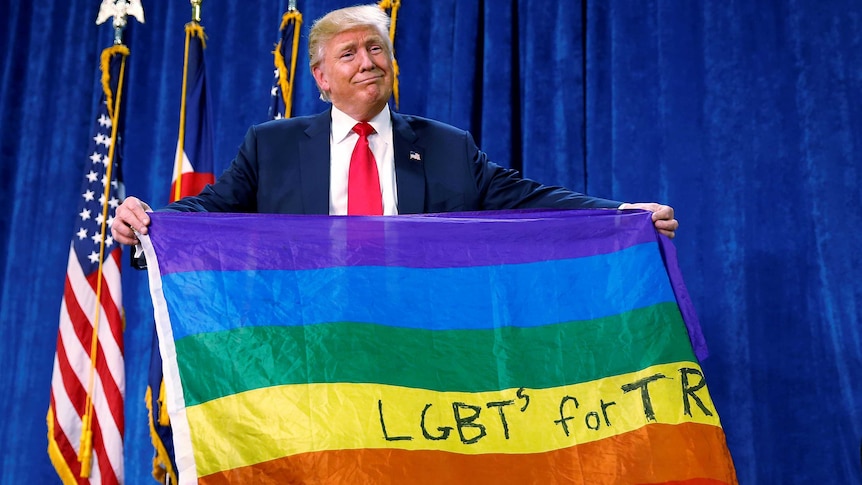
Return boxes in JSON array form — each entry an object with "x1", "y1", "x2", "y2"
[{"x1": 328, "y1": 105, "x2": 399, "y2": 215}]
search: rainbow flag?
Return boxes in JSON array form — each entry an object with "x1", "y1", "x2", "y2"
[{"x1": 139, "y1": 209, "x2": 736, "y2": 485}]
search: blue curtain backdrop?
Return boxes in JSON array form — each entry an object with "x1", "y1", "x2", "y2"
[{"x1": 2, "y1": 0, "x2": 860, "y2": 483}]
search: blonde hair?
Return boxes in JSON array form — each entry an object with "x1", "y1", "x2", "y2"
[{"x1": 308, "y1": 5, "x2": 393, "y2": 101}]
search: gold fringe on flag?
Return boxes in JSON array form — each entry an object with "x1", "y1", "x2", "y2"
[
  {"x1": 100, "y1": 45, "x2": 130, "y2": 124},
  {"x1": 273, "y1": 8, "x2": 303, "y2": 119},
  {"x1": 79, "y1": 43, "x2": 129, "y2": 479},
  {"x1": 146, "y1": 385, "x2": 178, "y2": 484},
  {"x1": 46, "y1": 408, "x2": 77, "y2": 485},
  {"x1": 158, "y1": 377, "x2": 170, "y2": 426},
  {"x1": 378, "y1": 0, "x2": 401, "y2": 108}
]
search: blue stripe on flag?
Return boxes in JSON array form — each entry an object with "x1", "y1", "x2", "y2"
[{"x1": 161, "y1": 242, "x2": 675, "y2": 340}]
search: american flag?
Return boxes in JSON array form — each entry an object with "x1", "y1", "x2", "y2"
[
  {"x1": 47, "y1": 45, "x2": 128, "y2": 485},
  {"x1": 269, "y1": 5, "x2": 303, "y2": 120}
]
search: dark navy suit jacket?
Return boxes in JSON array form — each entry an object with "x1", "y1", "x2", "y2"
[{"x1": 167, "y1": 110, "x2": 621, "y2": 214}]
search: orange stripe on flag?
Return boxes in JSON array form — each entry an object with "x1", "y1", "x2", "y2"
[{"x1": 199, "y1": 422, "x2": 737, "y2": 485}]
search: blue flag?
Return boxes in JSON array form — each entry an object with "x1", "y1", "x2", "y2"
[{"x1": 269, "y1": 8, "x2": 303, "y2": 120}]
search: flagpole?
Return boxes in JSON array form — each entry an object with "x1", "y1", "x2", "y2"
[
  {"x1": 191, "y1": 0, "x2": 202, "y2": 23},
  {"x1": 95, "y1": 0, "x2": 146, "y2": 45}
]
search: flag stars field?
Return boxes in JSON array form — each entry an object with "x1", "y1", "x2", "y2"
[{"x1": 93, "y1": 133, "x2": 110, "y2": 147}]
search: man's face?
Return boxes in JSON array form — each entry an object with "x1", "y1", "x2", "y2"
[{"x1": 312, "y1": 27, "x2": 394, "y2": 121}]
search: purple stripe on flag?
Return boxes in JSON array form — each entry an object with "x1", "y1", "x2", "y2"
[{"x1": 148, "y1": 209, "x2": 658, "y2": 274}]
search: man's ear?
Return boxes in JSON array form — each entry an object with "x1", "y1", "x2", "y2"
[{"x1": 311, "y1": 65, "x2": 329, "y2": 93}]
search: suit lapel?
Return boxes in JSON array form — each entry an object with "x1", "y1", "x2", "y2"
[
  {"x1": 392, "y1": 113, "x2": 426, "y2": 214},
  {"x1": 298, "y1": 110, "x2": 331, "y2": 215}
]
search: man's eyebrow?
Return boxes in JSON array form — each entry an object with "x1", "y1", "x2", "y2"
[
  {"x1": 333, "y1": 40, "x2": 358, "y2": 52},
  {"x1": 332, "y1": 34, "x2": 386, "y2": 54}
]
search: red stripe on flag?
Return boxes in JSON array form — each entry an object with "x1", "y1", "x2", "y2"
[
  {"x1": 62, "y1": 275, "x2": 125, "y2": 432},
  {"x1": 55, "y1": 331, "x2": 88, "y2": 416},
  {"x1": 85, "y1": 249, "x2": 124, "y2": 349},
  {"x1": 89, "y1": 407, "x2": 120, "y2": 485},
  {"x1": 48, "y1": 394, "x2": 85, "y2": 484},
  {"x1": 170, "y1": 172, "x2": 215, "y2": 202}
]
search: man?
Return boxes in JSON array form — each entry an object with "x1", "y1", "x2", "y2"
[{"x1": 111, "y1": 5, "x2": 678, "y2": 245}]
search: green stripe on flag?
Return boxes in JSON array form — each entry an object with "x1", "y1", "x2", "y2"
[{"x1": 177, "y1": 302, "x2": 695, "y2": 406}]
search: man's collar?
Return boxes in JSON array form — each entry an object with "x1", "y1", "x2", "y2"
[{"x1": 331, "y1": 104, "x2": 392, "y2": 143}]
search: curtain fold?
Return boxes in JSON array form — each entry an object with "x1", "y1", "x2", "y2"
[
  {"x1": 584, "y1": 2, "x2": 862, "y2": 483},
  {"x1": 517, "y1": 0, "x2": 588, "y2": 190},
  {"x1": 2, "y1": 1, "x2": 860, "y2": 483}
]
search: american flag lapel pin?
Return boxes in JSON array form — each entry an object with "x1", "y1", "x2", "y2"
[{"x1": 409, "y1": 151, "x2": 422, "y2": 162}]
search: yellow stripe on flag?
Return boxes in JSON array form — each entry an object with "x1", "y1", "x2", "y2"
[{"x1": 187, "y1": 361, "x2": 721, "y2": 476}]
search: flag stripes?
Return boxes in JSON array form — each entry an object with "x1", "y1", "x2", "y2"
[
  {"x1": 140, "y1": 210, "x2": 736, "y2": 484},
  {"x1": 52, "y1": 251, "x2": 125, "y2": 484}
]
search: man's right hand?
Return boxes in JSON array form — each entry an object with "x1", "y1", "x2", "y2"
[{"x1": 111, "y1": 196, "x2": 152, "y2": 246}]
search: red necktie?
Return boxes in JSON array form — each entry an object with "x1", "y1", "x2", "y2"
[{"x1": 348, "y1": 122, "x2": 383, "y2": 215}]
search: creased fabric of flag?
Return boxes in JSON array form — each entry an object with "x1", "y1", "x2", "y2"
[
  {"x1": 269, "y1": 6, "x2": 302, "y2": 120},
  {"x1": 139, "y1": 209, "x2": 736, "y2": 485},
  {"x1": 47, "y1": 45, "x2": 128, "y2": 485}
]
